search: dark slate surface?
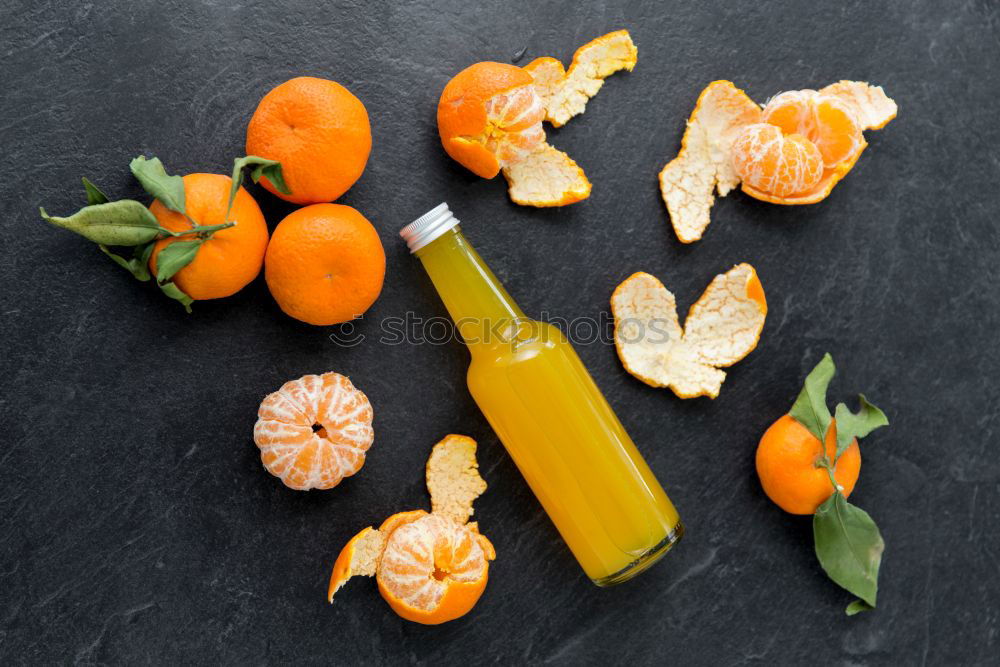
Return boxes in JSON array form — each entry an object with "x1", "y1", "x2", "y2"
[{"x1": 2, "y1": 1, "x2": 998, "y2": 664}]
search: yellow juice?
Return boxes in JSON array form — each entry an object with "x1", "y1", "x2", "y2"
[{"x1": 402, "y1": 205, "x2": 682, "y2": 584}]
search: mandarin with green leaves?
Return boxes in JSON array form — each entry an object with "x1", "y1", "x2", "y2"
[{"x1": 148, "y1": 173, "x2": 268, "y2": 301}]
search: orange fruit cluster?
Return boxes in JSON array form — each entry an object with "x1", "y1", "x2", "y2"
[{"x1": 150, "y1": 76, "x2": 384, "y2": 324}]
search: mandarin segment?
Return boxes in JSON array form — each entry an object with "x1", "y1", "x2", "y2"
[
  {"x1": 611, "y1": 264, "x2": 767, "y2": 399},
  {"x1": 730, "y1": 124, "x2": 825, "y2": 198},
  {"x1": 254, "y1": 372, "x2": 374, "y2": 490},
  {"x1": 761, "y1": 91, "x2": 865, "y2": 168},
  {"x1": 523, "y1": 30, "x2": 638, "y2": 127},
  {"x1": 659, "y1": 81, "x2": 763, "y2": 243}
]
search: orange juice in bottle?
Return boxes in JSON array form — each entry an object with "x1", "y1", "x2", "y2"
[{"x1": 400, "y1": 204, "x2": 683, "y2": 585}]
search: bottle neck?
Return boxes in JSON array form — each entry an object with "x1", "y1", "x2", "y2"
[{"x1": 415, "y1": 226, "x2": 525, "y2": 352}]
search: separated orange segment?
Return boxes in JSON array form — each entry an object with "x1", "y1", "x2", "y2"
[
  {"x1": 756, "y1": 415, "x2": 861, "y2": 515},
  {"x1": 149, "y1": 173, "x2": 268, "y2": 300}
]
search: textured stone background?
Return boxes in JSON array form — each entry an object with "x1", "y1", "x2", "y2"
[{"x1": 2, "y1": 1, "x2": 998, "y2": 664}]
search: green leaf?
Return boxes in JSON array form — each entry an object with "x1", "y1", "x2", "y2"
[
  {"x1": 834, "y1": 395, "x2": 889, "y2": 459},
  {"x1": 846, "y1": 599, "x2": 874, "y2": 616},
  {"x1": 789, "y1": 353, "x2": 836, "y2": 442},
  {"x1": 154, "y1": 239, "x2": 202, "y2": 283},
  {"x1": 813, "y1": 492, "x2": 884, "y2": 608},
  {"x1": 130, "y1": 156, "x2": 186, "y2": 213},
  {"x1": 40, "y1": 201, "x2": 161, "y2": 246},
  {"x1": 98, "y1": 243, "x2": 152, "y2": 281},
  {"x1": 82, "y1": 177, "x2": 109, "y2": 205},
  {"x1": 159, "y1": 281, "x2": 194, "y2": 313},
  {"x1": 227, "y1": 155, "x2": 291, "y2": 214}
]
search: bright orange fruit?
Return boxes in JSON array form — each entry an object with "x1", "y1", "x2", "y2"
[
  {"x1": 756, "y1": 415, "x2": 861, "y2": 515},
  {"x1": 264, "y1": 203, "x2": 385, "y2": 326},
  {"x1": 436, "y1": 61, "x2": 591, "y2": 207},
  {"x1": 149, "y1": 173, "x2": 268, "y2": 300},
  {"x1": 246, "y1": 76, "x2": 371, "y2": 204},
  {"x1": 437, "y1": 62, "x2": 546, "y2": 179},
  {"x1": 253, "y1": 372, "x2": 374, "y2": 490},
  {"x1": 376, "y1": 513, "x2": 493, "y2": 625}
]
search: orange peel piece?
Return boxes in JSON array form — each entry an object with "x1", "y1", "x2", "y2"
[
  {"x1": 819, "y1": 81, "x2": 898, "y2": 131},
  {"x1": 426, "y1": 434, "x2": 488, "y2": 524},
  {"x1": 523, "y1": 30, "x2": 638, "y2": 127},
  {"x1": 659, "y1": 81, "x2": 763, "y2": 243},
  {"x1": 328, "y1": 435, "x2": 494, "y2": 624},
  {"x1": 327, "y1": 509, "x2": 428, "y2": 602},
  {"x1": 502, "y1": 143, "x2": 591, "y2": 206},
  {"x1": 611, "y1": 264, "x2": 767, "y2": 399}
]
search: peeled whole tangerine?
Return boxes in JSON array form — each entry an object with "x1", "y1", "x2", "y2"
[
  {"x1": 253, "y1": 372, "x2": 374, "y2": 490},
  {"x1": 327, "y1": 435, "x2": 495, "y2": 626},
  {"x1": 436, "y1": 30, "x2": 637, "y2": 207},
  {"x1": 659, "y1": 80, "x2": 897, "y2": 241},
  {"x1": 610, "y1": 264, "x2": 767, "y2": 399}
]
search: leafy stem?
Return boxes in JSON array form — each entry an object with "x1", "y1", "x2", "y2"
[
  {"x1": 157, "y1": 220, "x2": 235, "y2": 239},
  {"x1": 789, "y1": 354, "x2": 890, "y2": 615}
]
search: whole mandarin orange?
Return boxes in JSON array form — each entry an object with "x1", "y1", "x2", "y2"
[
  {"x1": 756, "y1": 415, "x2": 860, "y2": 515},
  {"x1": 264, "y1": 203, "x2": 385, "y2": 326},
  {"x1": 148, "y1": 173, "x2": 268, "y2": 300},
  {"x1": 246, "y1": 76, "x2": 371, "y2": 204}
]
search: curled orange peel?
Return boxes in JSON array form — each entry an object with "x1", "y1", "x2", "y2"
[
  {"x1": 523, "y1": 29, "x2": 637, "y2": 127},
  {"x1": 660, "y1": 80, "x2": 896, "y2": 241},
  {"x1": 327, "y1": 435, "x2": 493, "y2": 624},
  {"x1": 611, "y1": 264, "x2": 767, "y2": 399},
  {"x1": 659, "y1": 81, "x2": 763, "y2": 243}
]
